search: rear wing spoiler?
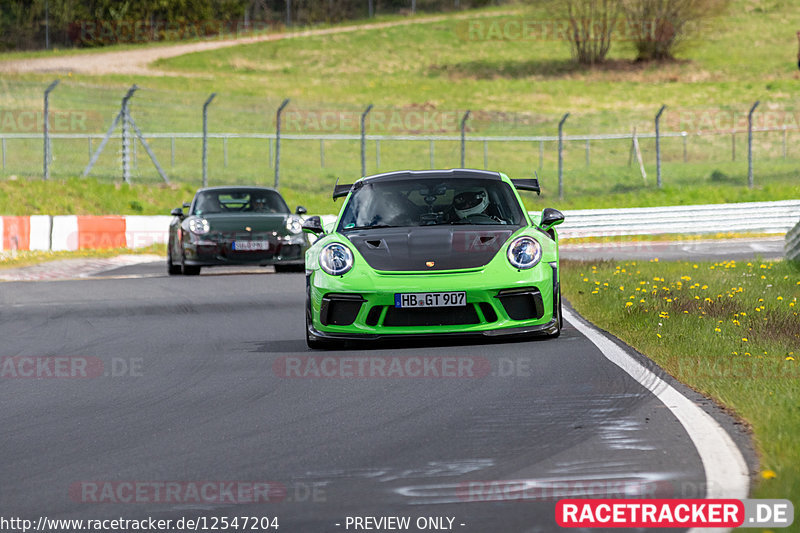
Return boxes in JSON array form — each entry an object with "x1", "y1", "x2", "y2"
[
  {"x1": 511, "y1": 178, "x2": 540, "y2": 195},
  {"x1": 332, "y1": 176, "x2": 353, "y2": 200}
]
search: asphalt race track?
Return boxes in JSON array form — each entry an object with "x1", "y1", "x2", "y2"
[{"x1": 0, "y1": 259, "x2": 755, "y2": 532}]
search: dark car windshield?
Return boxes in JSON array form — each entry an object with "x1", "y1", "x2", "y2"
[
  {"x1": 192, "y1": 189, "x2": 289, "y2": 216},
  {"x1": 337, "y1": 177, "x2": 525, "y2": 231}
]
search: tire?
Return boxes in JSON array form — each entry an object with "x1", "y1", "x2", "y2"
[
  {"x1": 305, "y1": 298, "x2": 341, "y2": 349},
  {"x1": 548, "y1": 288, "x2": 562, "y2": 339},
  {"x1": 181, "y1": 252, "x2": 201, "y2": 276},
  {"x1": 275, "y1": 264, "x2": 305, "y2": 273},
  {"x1": 167, "y1": 244, "x2": 182, "y2": 276}
]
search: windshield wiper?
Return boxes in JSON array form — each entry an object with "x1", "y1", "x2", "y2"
[{"x1": 342, "y1": 224, "x2": 401, "y2": 231}]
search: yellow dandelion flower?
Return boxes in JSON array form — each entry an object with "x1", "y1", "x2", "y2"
[
  {"x1": 761, "y1": 470, "x2": 777, "y2": 480},
  {"x1": 625, "y1": 302, "x2": 633, "y2": 308},
  {"x1": 742, "y1": 338, "x2": 748, "y2": 342}
]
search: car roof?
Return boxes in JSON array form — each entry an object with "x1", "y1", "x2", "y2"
[
  {"x1": 359, "y1": 169, "x2": 505, "y2": 184},
  {"x1": 195, "y1": 186, "x2": 280, "y2": 193}
]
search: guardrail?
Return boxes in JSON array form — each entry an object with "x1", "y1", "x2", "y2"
[
  {"x1": 2, "y1": 201, "x2": 799, "y2": 253},
  {"x1": 558, "y1": 200, "x2": 800, "y2": 239},
  {"x1": 785, "y1": 219, "x2": 800, "y2": 262}
]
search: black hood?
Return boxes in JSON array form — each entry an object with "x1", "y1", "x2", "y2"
[{"x1": 345, "y1": 226, "x2": 516, "y2": 272}]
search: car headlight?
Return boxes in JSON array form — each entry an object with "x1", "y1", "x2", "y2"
[
  {"x1": 188, "y1": 218, "x2": 210, "y2": 235},
  {"x1": 507, "y1": 236, "x2": 542, "y2": 269},
  {"x1": 319, "y1": 243, "x2": 354, "y2": 276},
  {"x1": 285, "y1": 215, "x2": 303, "y2": 234}
]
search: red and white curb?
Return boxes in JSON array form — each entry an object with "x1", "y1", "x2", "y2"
[{"x1": 0, "y1": 215, "x2": 170, "y2": 252}]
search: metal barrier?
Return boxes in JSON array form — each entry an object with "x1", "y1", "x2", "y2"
[
  {"x1": 3, "y1": 202, "x2": 798, "y2": 252},
  {"x1": 556, "y1": 200, "x2": 800, "y2": 239},
  {"x1": 785, "y1": 219, "x2": 800, "y2": 262}
]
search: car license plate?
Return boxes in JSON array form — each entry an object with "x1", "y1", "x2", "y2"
[
  {"x1": 394, "y1": 292, "x2": 466, "y2": 308},
  {"x1": 232, "y1": 240, "x2": 270, "y2": 251}
]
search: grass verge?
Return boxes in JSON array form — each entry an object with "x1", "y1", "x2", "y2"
[
  {"x1": 561, "y1": 258, "x2": 800, "y2": 501},
  {"x1": 0, "y1": 175, "x2": 797, "y2": 217}
]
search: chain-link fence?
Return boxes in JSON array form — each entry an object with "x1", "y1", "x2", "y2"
[{"x1": 1, "y1": 80, "x2": 798, "y2": 200}]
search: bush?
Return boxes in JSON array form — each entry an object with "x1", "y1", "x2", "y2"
[{"x1": 621, "y1": 0, "x2": 730, "y2": 61}]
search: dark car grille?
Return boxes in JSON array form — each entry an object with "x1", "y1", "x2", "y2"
[
  {"x1": 320, "y1": 294, "x2": 364, "y2": 326},
  {"x1": 496, "y1": 287, "x2": 544, "y2": 321},
  {"x1": 382, "y1": 305, "x2": 480, "y2": 327}
]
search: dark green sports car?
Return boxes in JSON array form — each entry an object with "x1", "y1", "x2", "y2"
[
  {"x1": 302, "y1": 169, "x2": 565, "y2": 348},
  {"x1": 168, "y1": 186, "x2": 308, "y2": 275}
]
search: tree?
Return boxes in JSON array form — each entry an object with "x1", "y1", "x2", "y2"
[
  {"x1": 562, "y1": 0, "x2": 621, "y2": 65},
  {"x1": 620, "y1": 0, "x2": 729, "y2": 61}
]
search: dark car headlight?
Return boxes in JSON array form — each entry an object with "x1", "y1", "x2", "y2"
[
  {"x1": 188, "y1": 218, "x2": 210, "y2": 235},
  {"x1": 320, "y1": 243, "x2": 354, "y2": 276},
  {"x1": 285, "y1": 215, "x2": 303, "y2": 234},
  {"x1": 507, "y1": 236, "x2": 542, "y2": 270}
]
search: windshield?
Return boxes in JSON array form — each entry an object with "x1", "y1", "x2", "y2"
[
  {"x1": 337, "y1": 177, "x2": 525, "y2": 231},
  {"x1": 192, "y1": 189, "x2": 289, "y2": 216}
]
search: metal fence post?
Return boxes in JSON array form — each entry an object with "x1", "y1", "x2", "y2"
[
  {"x1": 274, "y1": 98, "x2": 290, "y2": 189},
  {"x1": 320, "y1": 139, "x2": 325, "y2": 168},
  {"x1": 655, "y1": 104, "x2": 666, "y2": 188},
  {"x1": 483, "y1": 140, "x2": 488, "y2": 169},
  {"x1": 368, "y1": 0, "x2": 374, "y2": 17},
  {"x1": 538, "y1": 140, "x2": 543, "y2": 171},
  {"x1": 202, "y1": 92, "x2": 217, "y2": 187},
  {"x1": 585, "y1": 139, "x2": 590, "y2": 167},
  {"x1": 460, "y1": 110, "x2": 470, "y2": 167},
  {"x1": 361, "y1": 104, "x2": 373, "y2": 176},
  {"x1": 783, "y1": 126, "x2": 787, "y2": 159},
  {"x1": 682, "y1": 132, "x2": 687, "y2": 163},
  {"x1": 120, "y1": 85, "x2": 138, "y2": 184},
  {"x1": 376, "y1": 139, "x2": 381, "y2": 169},
  {"x1": 88, "y1": 137, "x2": 92, "y2": 159},
  {"x1": 748, "y1": 100, "x2": 760, "y2": 189},
  {"x1": 558, "y1": 113, "x2": 569, "y2": 199},
  {"x1": 223, "y1": 137, "x2": 228, "y2": 167},
  {"x1": 171, "y1": 137, "x2": 175, "y2": 167},
  {"x1": 43, "y1": 79, "x2": 59, "y2": 180},
  {"x1": 429, "y1": 140, "x2": 434, "y2": 168}
]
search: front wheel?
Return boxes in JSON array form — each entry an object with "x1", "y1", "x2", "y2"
[
  {"x1": 181, "y1": 252, "x2": 201, "y2": 276},
  {"x1": 547, "y1": 288, "x2": 562, "y2": 338},
  {"x1": 305, "y1": 304, "x2": 342, "y2": 350},
  {"x1": 167, "y1": 243, "x2": 182, "y2": 276}
]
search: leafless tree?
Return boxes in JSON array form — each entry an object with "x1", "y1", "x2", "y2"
[{"x1": 563, "y1": 0, "x2": 621, "y2": 65}]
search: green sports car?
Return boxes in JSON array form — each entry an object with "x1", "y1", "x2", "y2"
[{"x1": 302, "y1": 169, "x2": 565, "y2": 349}]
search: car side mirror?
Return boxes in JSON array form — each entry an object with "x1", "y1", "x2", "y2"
[
  {"x1": 540, "y1": 208, "x2": 564, "y2": 232},
  {"x1": 182, "y1": 202, "x2": 191, "y2": 209},
  {"x1": 302, "y1": 216, "x2": 324, "y2": 235},
  {"x1": 296, "y1": 205, "x2": 308, "y2": 215},
  {"x1": 171, "y1": 207, "x2": 184, "y2": 218}
]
